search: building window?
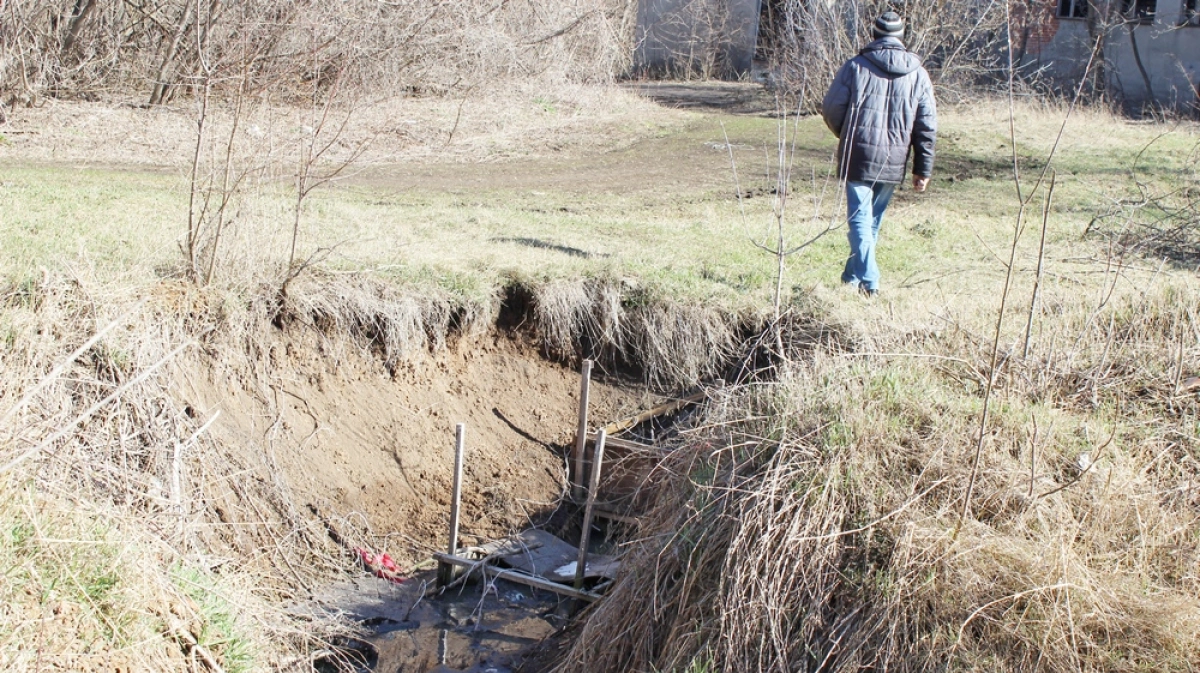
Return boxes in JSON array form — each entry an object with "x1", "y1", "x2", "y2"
[
  {"x1": 1122, "y1": 0, "x2": 1156, "y2": 22},
  {"x1": 1185, "y1": 0, "x2": 1200, "y2": 25},
  {"x1": 1057, "y1": 0, "x2": 1087, "y2": 19}
]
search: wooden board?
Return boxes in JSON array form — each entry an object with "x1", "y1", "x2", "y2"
[
  {"x1": 602, "y1": 391, "x2": 706, "y2": 435},
  {"x1": 493, "y1": 529, "x2": 576, "y2": 576},
  {"x1": 546, "y1": 557, "x2": 621, "y2": 582},
  {"x1": 432, "y1": 552, "x2": 601, "y2": 602},
  {"x1": 492, "y1": 529, "x2": 617, "y2": 581},
  {"x1": 468, "y1": 533, "x2": 545, "y2": 559},
  {"x1": 447, "y1": 530, "x2": 619, "y2": 582}
]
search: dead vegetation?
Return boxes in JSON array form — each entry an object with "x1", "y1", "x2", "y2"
[
  {"x1": 530, "y1": 276, "x2": 745, "y2": 389},
  {"x1": 1, "y1": 0, "x2": 635, "y2": 105},
  {"x1": 0, "y1": 261, "x2": 751, "y2": 670},
  {"x1": 276, "y1": 270, "x2": 745, "y2": 389},
  {"x1": 552, "y1": 275, "x2": 1200, "y2": 673},
  {"x1": 1085, "y1": 136, "x2": 1200, "y2": 266}
]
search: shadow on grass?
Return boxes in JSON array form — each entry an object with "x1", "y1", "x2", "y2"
[
  {"x1": 625, "y1": 81, "x2": 779, "y2": 117},
  {"x1": 491, "y1": 237, "x2": 608, "y2": 259},
  {"x1": 936, "y1": 151, "x2": 1023, "y2": 182}
]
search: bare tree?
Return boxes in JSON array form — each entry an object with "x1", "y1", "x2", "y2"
[
  {"x1": 1, "y1": 0, "x2": 634, "y2": 103},
  {"x1": 761, "y1": 0, "x2": 1008, "y2": 110},
  {"x1": 280, "y1": 65, "x2": 372, "y2": 297}
]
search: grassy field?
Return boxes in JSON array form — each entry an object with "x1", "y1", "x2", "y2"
[
  {"x1": 3, "y1": 85, "x2": 1200, "y2": 672},
  {"x1": 2, "y1": 92, "x2": 1195, "y2": 308}
]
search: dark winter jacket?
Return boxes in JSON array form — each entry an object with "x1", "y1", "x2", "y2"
[{"x1": 821, "y1": 37, "x2": 937, "y2": 184}]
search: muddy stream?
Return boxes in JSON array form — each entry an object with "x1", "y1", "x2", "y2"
[
  {"x1": 298, "y1": 392, "x2": 701, "y2": 672},
  {"x1": 311, "y1": 568, "x2": 569, "y2": 673}
]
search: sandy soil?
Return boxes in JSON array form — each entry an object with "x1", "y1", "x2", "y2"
[{"x1": 174, "y1": 327, "x2": 656, "y2": 567}]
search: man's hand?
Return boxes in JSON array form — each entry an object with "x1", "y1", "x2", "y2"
[{"x1": 913, "y1": 175, "x2": 930, "y2": 193}]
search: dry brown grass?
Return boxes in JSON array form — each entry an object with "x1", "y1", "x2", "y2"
[
  {"x1": 0, "y1": 82, "x2": 678, "y2": 169},
  {"x1": 531, "y1": 275, "x2": 746, "y2": 389},
  {"x1": 281, "y1": 270, "x2": 494, "y2": 372},
  {"x1": 2, "y1": 0, "x2": 636, "y2": 105},
  {"x1": 554, "y1": 274, "x2": 1200, "y2": 673},
  {"x1": 0, "y1": 478, "x2": 348, "y2": 672}
]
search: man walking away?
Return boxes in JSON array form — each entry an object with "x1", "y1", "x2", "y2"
[{"x1": 821, "y1": 11, "x2": 937, "y2": 297}]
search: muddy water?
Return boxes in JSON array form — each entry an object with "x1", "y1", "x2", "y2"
[{"x1": 312, "y1": 570, "x2": 565, "y2": 672}]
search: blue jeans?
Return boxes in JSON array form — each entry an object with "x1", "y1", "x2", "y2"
[{"x1": 841, "y1": 180, "x2": 896, "y2": 291}]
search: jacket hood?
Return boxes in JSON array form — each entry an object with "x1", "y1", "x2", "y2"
[{"x1": 860, "y1": 37, "x2": 921, "y2": 77}]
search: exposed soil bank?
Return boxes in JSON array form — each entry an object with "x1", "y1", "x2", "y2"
[
  {"x1": 172, "y1": 313, "x2": 667, "y2": 672},
  {"x1": 173, "y1": 324, "x2": 657, "y2": 571}
]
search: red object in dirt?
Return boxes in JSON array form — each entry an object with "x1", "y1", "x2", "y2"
[{"x1": 354, "y1": 546, "x2": 406, "y2": 584}]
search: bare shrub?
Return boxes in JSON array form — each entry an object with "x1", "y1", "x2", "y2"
[
  {"x1": 1, "y1": 0, "x2": 637, "y2": 104},
  {"x1": 633, "y1": 0, "x2": 759, "y2": 80},
  {"x1": 1083, "y1": 136, "x2": 1200, "y2": 264},
  {"x1": 761, "y1": 1, "x2": 1010, "y2": 110}
]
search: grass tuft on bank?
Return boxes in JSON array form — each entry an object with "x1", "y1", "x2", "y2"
[{"x1": 554, "y1": 271, "x2": 1200, "y2": 672}]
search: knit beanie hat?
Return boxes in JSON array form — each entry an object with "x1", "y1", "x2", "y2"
[{"x1": 873, "y1": 11, "x2": 905, "y2": 38}]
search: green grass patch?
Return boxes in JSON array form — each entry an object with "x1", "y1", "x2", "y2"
[
  {"x1": 0, "y1": 483, "x2": 264, "y2": 671},
  {"x1": 3, "y1": 100, "x2": 1195, "y2": 319},
  {"x1": 170, "y1": 566, "x2": 255, "y2": 673}
]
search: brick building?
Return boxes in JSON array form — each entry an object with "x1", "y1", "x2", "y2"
[{"x1": 1016, "y1": 0, "x2": 1200, "y2": 109}]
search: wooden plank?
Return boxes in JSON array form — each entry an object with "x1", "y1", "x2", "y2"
[
  {"x1": 438, "y1": 424, "x2": 467, "y2": 586},
  {"x1": 462, "y1": 539, "x2": 532, "y2": 557},
  {"x1": 433, "y1": 552, "x2": 602, "y2": 602},
  {"x1": 585, "y1": 433, "x2": 661, "y2": 454},
  {"x1": 467, "y1": 537, "x2": 544, "y2": 559},
  {"x1": 464, "y1": 530, "x2": 616, "y2": 580},
  {"x1": 495, "y1": 529, "x2": 578, "y2": 577},
  {"x1": 602, "y1": 391, "x2": 706, "y2": 436}
]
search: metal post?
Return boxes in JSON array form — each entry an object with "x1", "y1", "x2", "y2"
[
  {"x1": 574, "y1": 428, "x2": 606, "y2": 592},
  {"x1": 572, "y1": 359, "x2": 593, "y2": 501}
]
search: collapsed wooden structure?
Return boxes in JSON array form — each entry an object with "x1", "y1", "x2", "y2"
[{"x1": 433, "y1": 360, "x2": 704, "y2": 602}]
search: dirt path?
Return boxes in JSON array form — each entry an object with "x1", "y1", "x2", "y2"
[
  {"x1": 348, "y1": 83, "x2": 788, "y2": 195},
  {"x1": 0, "y1": 82, "x2": 792, "y2": 196}
]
